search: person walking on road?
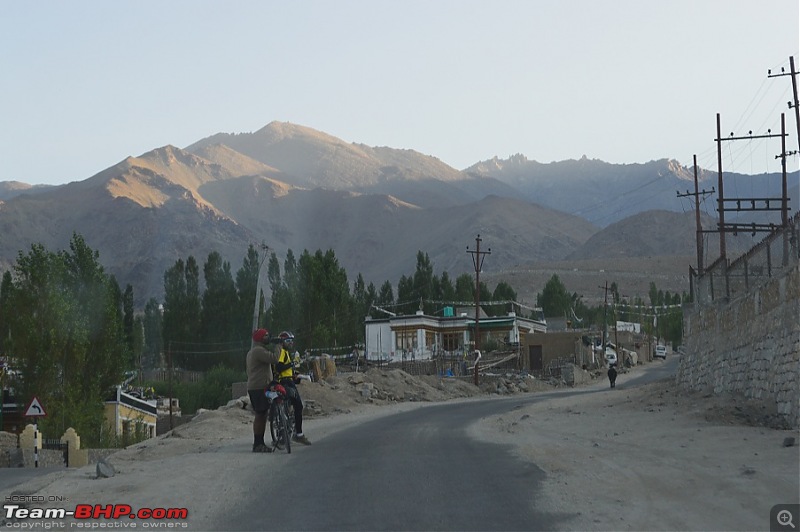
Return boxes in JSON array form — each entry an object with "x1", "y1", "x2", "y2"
[
  {"x1": 246, "y1": 328, "x2": 280, "y2": 453},
  {"x1": 608, "y1": 364, "x2": 618, "y2": 388}
]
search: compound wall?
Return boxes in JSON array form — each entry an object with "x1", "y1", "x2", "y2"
[{"x1": 679, "y1": 262, "x2": 799, "y2": 428}]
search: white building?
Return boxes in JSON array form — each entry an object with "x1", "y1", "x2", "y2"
[{"x1": 365, "y1": 307, "x2": 546, "y2": 363}]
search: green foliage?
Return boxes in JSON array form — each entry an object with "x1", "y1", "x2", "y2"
[
  {"x1": 4, "y1": 234, "x2": 128, "y2": 444},
  {"x1": 123, "y1": 284, "x2": 135, "y2": 357},
  {"x1": 396, "y1": 274, "x2": 414, "y2": 314},
  {"x1": 199, "y1": 251, "x2": 239, "y2": 356},
  {"x1": 99, "y1": 417, "x2": 151, "y2": 449},
  {"x1": 454, "y1": 274, "x2": 474, "y2": 301},
  {"x1": 162, "y1": 257, "x2": 203, "y2": 368},
  {"x1": 488, "y1": 281, "x2": 517, "y2": 316},
  {"x1": 412, "y1": 251, "x2": 435, "y2": 314},
  {"x1": 236, "y1": 244, "x2": 261, "y2": 333},
  {"x1": 438, "y1": 271, "x2": 456, "y2": 302},
  {"x1": 148, "y1": 364, "x2": 245, "y2": 415},
  {"x1": 143, "y1": 298, "x2": 163, "y2": 369},
  {"x1": 537, "y1": 274, "x2": 572, "y2": 318},
  {"x1": 0, "y1": 271, "x2": 12, "y2": 352},
  {"x1": 2, "y1": 231, "x2": 694, "y2": 444}
]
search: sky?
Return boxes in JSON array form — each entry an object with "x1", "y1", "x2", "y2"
[{"x1": 2, "y1": 0, "x2": 799, "y2": 186}]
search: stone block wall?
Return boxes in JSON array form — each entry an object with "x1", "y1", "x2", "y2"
[{"x1": 679, "y1": 262, "x2": 799, "y2": 428}]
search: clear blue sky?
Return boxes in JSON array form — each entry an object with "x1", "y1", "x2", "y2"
[{"x1": 2, "y1": 0, "x2": 798, "y2": 186}]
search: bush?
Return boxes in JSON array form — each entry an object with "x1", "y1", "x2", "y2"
[{"x1": 147, "y1": 364, "x2": 246, "y2": 416}]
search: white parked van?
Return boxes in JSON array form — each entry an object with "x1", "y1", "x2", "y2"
[
  {"x1": 655, "y1": 345, "x2": 667, "y2": 359},
  {"x1": 605, "y1": 347, "x2": 618, "y2": 366}
]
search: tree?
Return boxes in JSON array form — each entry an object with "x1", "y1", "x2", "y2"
[
  {"x1": 6, "y1": 234, "x2": 128, "y2": 444},
  {"x1": 185, "y1": 256, "x2": 201, "y2": 342},
  {"x1": 396, "y1": 275, "x2": 414, "y2": 314},
  {"x1": 438, "y1": 271, "x2": 456, "y2": 303},
  {"x1": 648, "y1": 282, "x2": 659, "y2": 307},
  {"x1": 537, "y1": 274, "x2": 572, "y2": 318},
  {"x1": 377, "y1": 281, "x2": 394, "y2": 306},
  {"x1": 412, "y1": 251, "x2": 435, "y2": 314},
  {"x1": 123, "y1": 284, "x2": 135, "y2": 361},
  {"x1": 0, "y1": 270, "x2": 12, "y2": 352},
  {"x1": 162, "y1": 257, "x2": 202, "y2": 369},
  {"x1": 143, "y1": 298, "x2": 163, "y2": 369},
  {"x1": 235, "y1": 244, "x2": 262, "y2": 334},
  {"x1": 490, "y1": 281, "x2": 517, "y2": 316},
  {"x1": 372, "y1": 280, "x2": 395, "y2": 318},
  {"x1": 295, "y1": 249, "x2": 352, "y2": 350},
  {"x1": 454, "y1": 274, "x2": 474, "y2": 302},
  {"x1": 200, "y1": 251, "x2": 238, "y2": 344},
  {"x1": 266, "y1": 251, "x2": 290, "y2": 334},
  {"x1": 351, "y1": 274, "x2": 371, "y2": 341}
]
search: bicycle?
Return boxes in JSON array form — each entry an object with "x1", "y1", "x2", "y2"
[{"x1": 266, "y1": 384, "x2": 294, "y2": 454}]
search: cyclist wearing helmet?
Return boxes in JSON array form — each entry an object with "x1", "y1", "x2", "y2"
[
  {"x1": 275, "y1": 331, "x2": 311, "y2": 445},
  {"x1": 246, "y1": 328, "x2": 280, "y2": 453}
]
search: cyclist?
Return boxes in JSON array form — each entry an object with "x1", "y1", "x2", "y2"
[
  {"x1": 275, "y1": 331, "x2": 311, "y2": 445},
  {"x1": 246, "y1": 328, "x2": 280, "y2": 453}
]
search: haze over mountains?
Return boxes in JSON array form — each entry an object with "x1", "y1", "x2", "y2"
[{"x1": 0, "y1": 121, "x2": 795, "y2": 307}]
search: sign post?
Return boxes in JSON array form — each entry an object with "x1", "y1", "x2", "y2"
[{"x1": 24, "y1": 397, "x2": 47, "y2": 468}]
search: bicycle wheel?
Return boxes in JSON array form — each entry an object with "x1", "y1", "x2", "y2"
[
  {"x1": 278, "y1": 403, "x2": 292, "y2": 454},
  {"x1": 269, "y1": 403, "x2": 278, "y2": 446}
]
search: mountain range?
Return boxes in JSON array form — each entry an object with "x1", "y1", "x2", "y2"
[{"x1": 0, "y1": 121, "x2": 796, "y2": 307}]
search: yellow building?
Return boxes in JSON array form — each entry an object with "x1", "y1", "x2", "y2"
[{"x1": 104, "y1": 386, "x2": 157, "y2": 440}]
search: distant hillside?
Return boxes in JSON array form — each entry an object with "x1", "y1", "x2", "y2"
[
  {"x1": 185, "y1": 121, "x2": 520, "y2": 208},
  {"x1": 567, "y1": 210, "x2": 758, "y2": 261},
  {"x1": 0, "y1": 145, "x2": 597, "y2": 306},
  {"x1": 0, "y1": 181, "x2": 53, "y2": 201},
  {"x1": 466, "y1": 154, "x2": 798, "y2": 227},
  {"x1": 185, "y1": 121, "x2": 462, "y2": 188},
  {"x1": 1, "y1": 121, "x2": 791, "y2": 308}
]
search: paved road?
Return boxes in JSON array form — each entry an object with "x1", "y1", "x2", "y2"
[
  {"x1": 0, "y1": 466, "x2": 65, "y2": 494},
  {"x1": 223, "y1": 358, "x2": 678, "y2": 531}
]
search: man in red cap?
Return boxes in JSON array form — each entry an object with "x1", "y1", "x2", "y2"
[{"x1": 246, "y1": 328, "x2": 280, "y2": 452}]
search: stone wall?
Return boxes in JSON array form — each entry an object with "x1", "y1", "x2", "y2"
[{"x1": 679, "y1": 261, "x2": 799, "y2": 428}]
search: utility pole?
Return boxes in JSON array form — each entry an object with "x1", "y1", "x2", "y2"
[
  {"x1": 251, "y1": 242, "x2": 270, "y2": 348},
  {"x1": 168, "y1": 341, "x2": 173, "y2": 431},
  {"x1": 716, "y1": 113, "x2": 726, "y2": 260},
  {"x1": 466, "y1": 235, "x2": 491, "y2": 386},
  {"x1": 767, "y1": 56, "x2": 799, "y2": 268},
  {"x1": 599, "y1": 281, "x2": 609, "y2": 355},
  {"x1": 768, "y1": 55, "x2": 800, "y2": 155},
  {"x1": 713, "y1": 114, "x2": 787, "y2": 297},
  {"x1": 677, "y1": 155, "x2": 714, "y2": 275}
]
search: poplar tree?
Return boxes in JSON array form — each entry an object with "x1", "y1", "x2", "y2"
[{"x1": 6, "y1": 234, "x2": 127, "y2": 443}]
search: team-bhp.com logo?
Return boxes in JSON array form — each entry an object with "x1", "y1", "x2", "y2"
[{"x1": 4, "y1": 503, "x2": 188, "y2": 526}]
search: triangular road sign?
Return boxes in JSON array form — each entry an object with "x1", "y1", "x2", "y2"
[{"x1": 24, "y1": 396, "x2": 47, "y2": 417}]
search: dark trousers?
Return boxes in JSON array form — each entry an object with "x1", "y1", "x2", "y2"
[
  {"x1": 280, "y1": 378, "x2": 304, "y2": 434},
  {"x1": 608, "y1": 368, "x2": 617, "y2": 388}
]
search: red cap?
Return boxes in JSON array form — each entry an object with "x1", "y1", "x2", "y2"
[{"x1": 252, "y1": 328, "x2": 269, "y2": 343}]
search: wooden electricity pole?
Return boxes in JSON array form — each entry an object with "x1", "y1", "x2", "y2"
[
  {"x1": 467, "y1": 235, "x2": 491, "y2": 386},
  {"x1": 677, "y1": 155, "x2": 714, "y2": 275}
]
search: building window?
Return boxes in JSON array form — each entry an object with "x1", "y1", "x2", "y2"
[
  {"x1": 442, "y1": 332, "x2": 461, "y2": 351},
  {"x1": 425, "y1": 331, "x2": 436, "y2": 351},
  {"x1": 395, "y1": 330, "x2": 416, "y2": 351}
]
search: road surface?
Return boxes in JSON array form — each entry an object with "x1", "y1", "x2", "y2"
[{"x1": 219, "y1": 360, "x2": 676, "y2": 531}]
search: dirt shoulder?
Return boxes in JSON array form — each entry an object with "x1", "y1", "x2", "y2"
[{"x1": 471, "y1": 373, "x2": 800, "y2": 531}]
